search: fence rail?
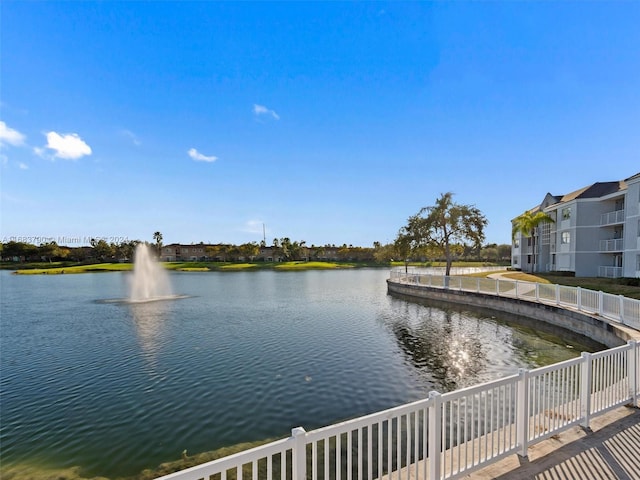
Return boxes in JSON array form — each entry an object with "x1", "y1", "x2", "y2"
[
  {"x1": 388, "y1": 271, "x2": 640, "y2": 332},
  {"x1": 156, "y1": 345, "x2": 639, "y2": 480}
]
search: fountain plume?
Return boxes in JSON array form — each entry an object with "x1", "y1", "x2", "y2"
[{"x1": 129, "y1": 243, "x2": 173, "y2": 302}]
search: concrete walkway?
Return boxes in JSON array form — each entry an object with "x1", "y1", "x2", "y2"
[{"x1": 465, "y1": 405, "x2": 640, "y2": 480}]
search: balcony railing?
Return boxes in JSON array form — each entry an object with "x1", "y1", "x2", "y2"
[
  {"x1": 600, "y1": 209, "x2": 625, "y2": 225},
  {"x1": 598, "y1": 266, "x2": 624, "y2": 278},
  {"x1": 599, "y1": 238, "x2": 624, "y2": 252}
]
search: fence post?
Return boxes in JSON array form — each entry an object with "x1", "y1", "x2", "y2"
[
  {"x1": 580, "y1": 352, "x2": 592, "y2": 428},
  {"x1": 517, "y1": 368, "x2": 530, "y2": 457},
  {"x1": 428, "y1": 391, "x2": 442, "y2": 480},
  {"x1": 476, "y1": 277, "x2": 480, "y2": 294},
  {"x1": 292, "y1": 427, "x2": 307, "y2": 480},
  {"x1": 515, "y1": 281, "x2": 519, "y2": 298},
  {"x1": 619, "y1": 295, "x2": 625, "y2": 324},
  {"x1": 555, "y1": 284, "x2": 560, "y2": 306},
  {"x1": 495, "y1": 278, "x2": 499, "y2": 296},
  {"x1": 535, "y1": 283, "x2": 539, "y2": 302},
  {"x1": 629, "y1": 341, "x2": 639, "y2": 407},
  {"x1": 577, "y1": 287, "x2": 582, "y2": 311},
  {"x1": 599, "y1": 291, "x2": 604, "y2": 316}
]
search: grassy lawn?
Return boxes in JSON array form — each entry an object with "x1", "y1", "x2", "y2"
[
  {"x1": 465, "y1": 270, "x2": 640, "y2": 300},
  {"x1": 13, "y1": 263, "x2": 133, "y2": 274},
  {"x1": 537, "y1": 274, "x2": 640, "y2": 300},
  {"x1": 12, "y1": 260, "x2": 364, "y2": 274}
]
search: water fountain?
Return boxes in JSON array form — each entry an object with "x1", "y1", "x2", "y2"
[{"x1": 129, "y1": 243, "x2": 174, "y2": 302}]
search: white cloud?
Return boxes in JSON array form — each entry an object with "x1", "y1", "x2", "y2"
[
  {"x1": 121, "y1": 129, "x2": 141, "y2": 146},
  {"x1": 18, "y1": 162, "x2": 29, "y2": 170},
  {"x1": 188, "y1": 148, "x2": 218, "y2": 162},
  {"x1": 0, "y1": 121, "x2": 26, "y2": 147},
  {"x1": 253, "y1": 104, "x2": 280, "y2": 120},
  {"x1": 42, "y1": 131, "x2": 92, "y2": 160}
]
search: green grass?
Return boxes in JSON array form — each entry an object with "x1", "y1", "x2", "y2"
[
  {"x1": 465, "y1": 270, "x2": 640, "y2": 300},
  {"x1": 14, "y1": 263, "x2": 133, "y2": 274},
  {"x1": 274, "y1": 261, "x2": 351, "y2": 270}
]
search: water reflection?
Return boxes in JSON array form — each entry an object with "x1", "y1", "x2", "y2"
[
  {"x1": 385, "y1": 302, "x2": 488, "y2": 391},
  {"x1": 383, "y1": 294, "x2": 604, "y2": 393},
  {"x1": 129, "y1": 300, "x2": 170, "y2": 372}
]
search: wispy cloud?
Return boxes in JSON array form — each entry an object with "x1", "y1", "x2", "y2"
[
  {"x1": 244, "y1": 220, "x2": 265, "y2": 234},
  {"x1": 0, "y1": 121, "x2": 26, "y2": 148},
  {"x1": 18, "y1": 162, "x2": 29, "y2": 170},
  {"x1": 121, "y1": 129, "x2": 141, "y2": 146},
  {"x1": 38, "y1": 131, "x2": 92, "y2": 160},
  {"x1": 188, "y1": 148, "x2": 218, "y2": 163},
  {"x1": 253, "y1": 104, "x2": 280, "y2": 120}
]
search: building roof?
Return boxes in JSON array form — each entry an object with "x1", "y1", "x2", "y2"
[
  {"x1": 557, "y1": 181, "x2": 625, "y2": 203},
  {"x1": 625, "y1": 172, "x2": 640, "y2": 183},
  {"x1": 516, "y1": 173, "x2": 633, "y2": 219}
]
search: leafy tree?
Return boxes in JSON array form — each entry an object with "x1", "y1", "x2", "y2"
[
  {"x1": 497, "y1": 244, "x2": 512, "y2": 262},
  {"x1": 3, "y1": 241, "x2": 38, "y2": 261},
  {"x1": 393, "y1": 235, "x2": 413, "y2": 273},
  {"x1": 397, "y1": 192, "x2": 487, "y2": 276},
  {"x1": 38, "y1": 241, "x2": 61, "y2": 262},
  {"x1": 511, "y1": 210, "x2": 554, "y2": 273},
  {"x1": 373, "y1": 243, "x2": 395, "y2": 263},
  {"x1": 238, "y1": 242, "x2": 260, "y2": 261},
  {"x1": 90, "y1": 239, "x2": 114, "y2": 261}
]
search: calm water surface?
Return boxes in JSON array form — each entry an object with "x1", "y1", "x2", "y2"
[{"x1": 0, "y1": 269, "x2": 601, "y2": 478}]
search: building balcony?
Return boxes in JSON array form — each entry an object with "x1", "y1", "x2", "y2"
[
  {"x1": 599, "y1": 238, "x2": 624, "y2": 252},
  {"x1": 600, "y1": 209, "x2": 625, "y2": 226},
  {"x1": 598, "y1": 266, "x2": 623, "y2": 278}
]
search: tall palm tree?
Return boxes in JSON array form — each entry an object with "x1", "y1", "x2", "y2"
[
  {"x1": 153, "y1": 231, "x2": 163, "y2": 256},
  {"x1": 512, "y1": 210, "x2": 554, "y2": 273}
]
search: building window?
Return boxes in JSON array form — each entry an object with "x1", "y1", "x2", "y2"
[
  {"x1": 514, "y1": 239, "x2": 520, "y2": 248},
  {"x1": 562, "y1": 207, "x2": 571, "y2": 220},
  {"x1": 637, "y1": 255, "x2": 640, "y2": 271},
  {"x1": 513, "y1": 257, "x2": 519, "y2": 265},
  {"x1": 561, "y1": 231, "x2": 571, "y2": 244}
]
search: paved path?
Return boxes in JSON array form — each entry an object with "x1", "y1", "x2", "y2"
[{"x1": 464, "y1": 405, "x2": 640, "y2": 480}]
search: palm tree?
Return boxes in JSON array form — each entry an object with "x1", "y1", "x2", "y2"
[
  {"x1": 512, "y1": 210, "x2": 554, "y2": 273},
  {"x1": 153, "y1": 231, "x2": 163, "y2": 257}
]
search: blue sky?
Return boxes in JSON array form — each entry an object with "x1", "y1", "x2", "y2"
[{"x1": 1, "y1": 1, "x2": 639, "y2": 248}]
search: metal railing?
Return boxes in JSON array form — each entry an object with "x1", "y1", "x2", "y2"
[
  {"x1": 389, "y1": 271, "x2": 640, "y2": 331},
  {"x1": 600, "y1": 209, "x2": 625, "y2": 225},
  {"x1": 598, "y1": 266, "x2": 624, "y2": 278},
  {"x1": 156, "y1": 341, "x2": 639, "y2": 480},
  {"x1": 599, "y1": 238, "x2": 624, "y2": 252}
]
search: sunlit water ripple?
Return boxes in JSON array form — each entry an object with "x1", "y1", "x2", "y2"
[{"x1": 0, "y1": 269, "x2": 602, "y2": 479}]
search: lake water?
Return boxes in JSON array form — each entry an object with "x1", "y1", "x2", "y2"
[{"x1": 0, "y1": 269, "x2": 602, "y2": 479}]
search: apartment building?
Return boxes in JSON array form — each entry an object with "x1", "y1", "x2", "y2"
[
  {"x1": 512, "y1": 172, "x2": 640, "y2": 278},
  {"x1": 160, "y1": 243, "x2": 209, "y2": 262}
]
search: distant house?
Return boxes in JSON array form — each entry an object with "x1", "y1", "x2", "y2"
[
  {"x1": 256, "y1": 246, "x2": 282, "y2": 262},
  {"x1": 511, "y1": 172, "x2": 640, "y2": 278},
  {"x1": 160, "y1": 243, "x2": 209, "y2": 262}
]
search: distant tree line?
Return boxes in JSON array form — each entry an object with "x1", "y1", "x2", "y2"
[{"x1": 0, "y1": 237, "x2": 511, "y2": 265}]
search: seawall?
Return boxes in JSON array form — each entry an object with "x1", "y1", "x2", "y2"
[{"x1": 387, "y1": 279, "x2": 640, "y2": 348}]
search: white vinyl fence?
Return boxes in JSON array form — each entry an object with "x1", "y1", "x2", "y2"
[
  {"x1": 388, "y1": 271, "x2": 640, "y2": 332},
  {"x1": 157, "y1": 340, "x2": 640, "y2": 480}
]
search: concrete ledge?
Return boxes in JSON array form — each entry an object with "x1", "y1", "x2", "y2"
[{"x1": 387, "y1": 280, "x2": 640, "y2": 348}]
